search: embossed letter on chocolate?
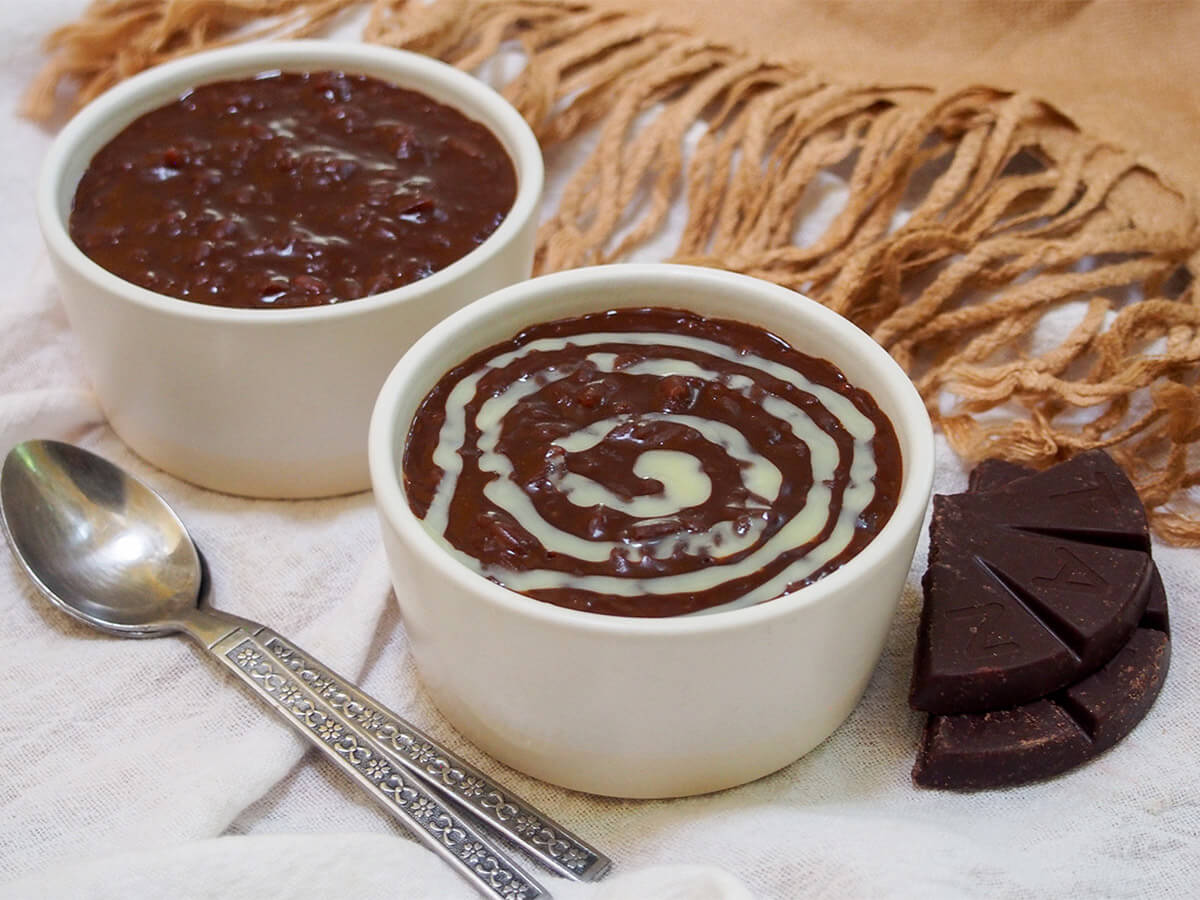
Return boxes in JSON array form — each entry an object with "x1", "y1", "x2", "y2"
[
  {"x1": 403, "y1": 308, "x2": 902, "y2": 617},
  {"x1": 910, "y1": 451, "x2": 1153, "y2": 714}
]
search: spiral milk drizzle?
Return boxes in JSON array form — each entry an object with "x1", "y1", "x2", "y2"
[{"x1": 413, "y1": 323, "x2": 888, "y2": 615}]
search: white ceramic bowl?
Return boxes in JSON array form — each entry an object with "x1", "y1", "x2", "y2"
[
  {"x1": 38, "y1": 40, "x2": 543, "y2": 498},
  {"x1": 369, "y1": 264, "x2": 934, "y2": 798}
]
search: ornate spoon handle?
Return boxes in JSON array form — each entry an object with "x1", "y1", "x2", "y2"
[
  {"x1": 254, "y1": 627, "x2": 611, "y2": 882},
  {"x1": 194, "y1": 615, "x2": 549, "y2": 900}
]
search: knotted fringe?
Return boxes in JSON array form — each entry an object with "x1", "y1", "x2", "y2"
[{"x1": 26, "y1": 0, "x2": 1200, "y2": 543}]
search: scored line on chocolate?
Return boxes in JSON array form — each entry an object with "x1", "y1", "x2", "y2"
[
  {"x1": 973, "y1": 555, "x2": 1086, "y2": 661},
  {"x1": 1002, "y1": 522, "x2": 1149, "y2": 553},
  {"x1": 1048, "y1": 678, "x2": 1110, "y2": 743}
]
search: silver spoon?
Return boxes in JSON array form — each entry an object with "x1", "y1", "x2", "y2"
[{"x1": 0, "y1": 439, "x2": 611, "y2": 898}]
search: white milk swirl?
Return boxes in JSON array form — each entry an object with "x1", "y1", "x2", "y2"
[{"x1": 414, "y1": 324, "x2": 888, "y2": 615}]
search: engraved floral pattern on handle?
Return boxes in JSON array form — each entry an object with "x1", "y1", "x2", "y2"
[
  {"x1": 223, "y1": 635, "x2": 543, "y2": 900},
  {"x1": 259, "y1": 631, "x2": 608, "y2": 880}
]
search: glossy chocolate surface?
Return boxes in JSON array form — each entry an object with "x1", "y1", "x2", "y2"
[
  {"x1": 403, "y1": 307, "x2": 902, "y2": 617},
  {"x1": 70, "y1": 71, "x2": 516, "y2": 309}
]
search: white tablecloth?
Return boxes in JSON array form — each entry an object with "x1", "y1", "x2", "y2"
[{"x1": 1, "y1": 4, "x2": 1197, "y2": 898}]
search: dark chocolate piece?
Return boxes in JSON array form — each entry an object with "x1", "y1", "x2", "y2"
[
  {"x1": 911, "y1": 454, "x2": 1170, "y2": 789},
  {"x1": 911, "y1": 452, "x2": 1153, "y2": 713},
  {"x1": 912, "y1": 574, "x2": 1170, "y2": 790},
  {"x1": 952, "y1": 450, "x2": 1149, "y2": 552},
  {"x1": 914, "y1": 698, "x2": 1089, "y2": 790}
]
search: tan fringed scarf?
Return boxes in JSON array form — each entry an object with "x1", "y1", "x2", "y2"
[{"x1": 24, "y1": 0, "x2": 1200, "y2": 544}]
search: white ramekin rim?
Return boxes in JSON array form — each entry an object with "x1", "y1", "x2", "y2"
[
  {"x1": 369, "y1": 263, "x2": 935, "y2": 638},
  {"x1": 36, "y1": 39, "x2": 544, "y2": 326}
]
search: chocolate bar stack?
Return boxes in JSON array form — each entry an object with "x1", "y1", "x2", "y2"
[{"x1": 909, "y1": 451, "x2": 1171, "y2": 789}]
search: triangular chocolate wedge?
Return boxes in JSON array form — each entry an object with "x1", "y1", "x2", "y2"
[
  {"x1": 911, "y1": 450, "x2": 1153, "y2": 714},
  {"x1": 952, "y1": 449, "x2": 1149, "y2": 551}
]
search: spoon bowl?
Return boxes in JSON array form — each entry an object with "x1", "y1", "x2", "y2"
[{"x1": 0, "y1": 440, "x2": 200, "y2": 635}]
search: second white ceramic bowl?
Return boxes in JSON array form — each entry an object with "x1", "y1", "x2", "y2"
[
  {"x1": 38, "y1": 40, "x2": 543, "y2": 497},
  {"x1": 370, "y1": 264, "x2": 934, "y2": 798}
]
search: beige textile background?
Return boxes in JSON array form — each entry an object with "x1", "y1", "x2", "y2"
[
  {"x1": 603, "y1": 0, "x2": 1200, "y2": 200},
  {"x1": 22, "y1": 0, "x2": 1200, "y2": 537}
]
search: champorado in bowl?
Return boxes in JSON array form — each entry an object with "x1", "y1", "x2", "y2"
[
  {"x1": 38, "y1": 40, "x2": 543, "y2": 497},
  {"x1": 369, "y1": 263, "x2": 934, "y2": 798}
]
